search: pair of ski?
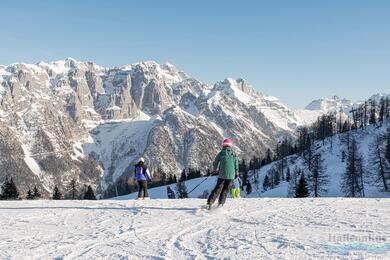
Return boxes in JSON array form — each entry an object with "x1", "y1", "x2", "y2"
[{"x1": 200, "y1": 204, "x2": 224, "y2": 212}]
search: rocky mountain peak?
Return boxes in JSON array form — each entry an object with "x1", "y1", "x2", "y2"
[
  {"x1": 0, "y1": 59, "x2": 355, "y2": 198},
  {"x1": 305, "y1": 96, "x2": 354, "y2": 113}
]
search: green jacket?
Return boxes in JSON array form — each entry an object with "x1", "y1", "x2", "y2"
[{"x1": 213, "y1": 147, "x2": 239, "y2": 180}]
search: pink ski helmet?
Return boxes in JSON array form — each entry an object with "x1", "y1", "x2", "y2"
[{"x1": 222, "y1": 138, "x2": 233, "y2": 147}]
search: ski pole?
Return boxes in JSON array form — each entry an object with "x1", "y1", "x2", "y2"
[{"x1": 187, "y1": 175, "x2": 211, "y2": 195}]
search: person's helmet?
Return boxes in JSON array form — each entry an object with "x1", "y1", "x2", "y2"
[
  {"x1": 222, "y1": 138, "x2": 233, "y2": 147},
  {"x1": 139, "y1": 157, "x2": 145, "y2": 163}
]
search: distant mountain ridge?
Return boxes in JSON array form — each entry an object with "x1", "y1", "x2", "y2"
[{"x1": 0, "y1": 58, "x2": 387, "y2": 197}]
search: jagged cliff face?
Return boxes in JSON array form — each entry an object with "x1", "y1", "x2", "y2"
[{"x1": 0, "y1": 58, "x2": 311, "y2": 198}]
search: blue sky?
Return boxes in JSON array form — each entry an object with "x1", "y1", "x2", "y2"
[{"x1": 1, "y1": 0, "x2": 389, "y2": 108}]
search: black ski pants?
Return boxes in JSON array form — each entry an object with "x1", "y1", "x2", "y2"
[
  {"x1": 207, "y1": 178, "x2": 232, "y2": 206},
  {"x1": 137, "y1": 180, "x2": 149, "y2": 198}
]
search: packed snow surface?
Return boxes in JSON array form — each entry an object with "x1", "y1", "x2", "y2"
[{"x1": 1, "y1": 199, "x2": 389, "y2": 259}]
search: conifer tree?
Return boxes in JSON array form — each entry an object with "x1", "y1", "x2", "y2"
[
  {"x1": 26, "y1": 189, "x2": 35, "y2": 200},
  {"x1": 287, "y1": 167, "x2": 303, "y2": 197},
  {"x1": 179, "y1": 169, "x2": 187, "y2": 182},
  {"x1": 303, "y1": 145, "x2": 315, "y2": 172},
  {"x1": 265, "y1": 149, "x2": 272, "y2": 164},
  {"x1": 268, "y1": 167, "x2": 281, "y2": 188},
  {"x1": 386, "y1": 97, "x2": 390, "y2": 120},
  {"x1": 33, "y1": 186, "x2": 41, "y2": 199},
  {"x1": 83, "y1": 185, "x2": 96, "y2": 200},
  {"x1": 245, "y1": 181, "x2": 252, "y2": 195},
  {"x1": 176, "y1": 181, "x2": 188, "y2": 198},
  {"x1": 68, "y1": 178, "x2": 77, "y2": 200},
  {"x1": 307, "y1": 154, "x2": 328, "y2": 197},
  {"x1": 341, "y1": 139, "x2": 365, "y2": 197},
  {"x1": 385, "y1": 131, "x2": 390, "y2": 165},
  {"x1": 242, "y1": 169, "x2": 249, "y2": 187},
  {"x1": 369, "y1": 100, "x2": 377, "y2": 125},
  {"x1": 52, "y1": 186, "x2": 62, "y2": 200},
  {"x1": 379, "y1": 98, "x2": 385, "y2": 124},
  {"x1": 196, "y1": 170, "x2": 201, "y2": 178},
  {"x1": 0, "y1": 177, "x2": 19, "y2": 200},
  {"x1": 341, "y1": 150, "x2": 346, "y2": 162},
  {"x1": 239, "y1": 159, "x2": 247, "y2": 172},
  {"x1": 295, "y1": 174, "x2": 309, "y2": 198},
  {"x1": 286, "y1": 167, "x2": 291, "y2": 182},
  {"x1": 361, "y1": 104, "x2": 366, "y2": 128},
  {"x1": 276, "y1": 159, "x2": 286, "y2": 181},
  {"x1": 262, "y1": 175, "x2": 271, "y2": 191},
  {"x1": 341, "y1": 119, "x2": 351, "y2": 133},
  {"x1": 371, "y1": 136, "x2": 389, "y2": 191},
  {"x1": 187, "y1": 168, "x2": 200, "y2": 180}
]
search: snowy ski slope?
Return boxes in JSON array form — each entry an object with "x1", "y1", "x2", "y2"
[{"x1": 1, "y1": 198, "x2": 389, "y2": 259}]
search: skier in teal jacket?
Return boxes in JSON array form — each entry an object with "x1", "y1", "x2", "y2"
[{"x1": 207, "y1": 138, "x2": 239, "y2": 209}]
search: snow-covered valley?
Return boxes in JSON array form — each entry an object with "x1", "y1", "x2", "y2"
[{"x1": 1, "y1": 198, "x2": 389, "y2": 259}]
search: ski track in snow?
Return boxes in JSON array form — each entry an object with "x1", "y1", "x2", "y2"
[{"x1": 0, "y1": 199, "x2": 389, "y2": 260}]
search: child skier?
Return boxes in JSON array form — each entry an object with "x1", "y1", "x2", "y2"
[
  {"x1": 134, "y1": 157, "x2": 152, "y2": 199},
  {"x1": 207, "y1": 138, "x2": 239, "y2": 209},
  {"x1": 231, "y1": 174, "x2": 241, "y2": 198}
]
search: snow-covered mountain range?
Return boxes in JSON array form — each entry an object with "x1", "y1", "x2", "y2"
[{"x1": 0, "y1": 58, "x2": 386, "y2": 197}]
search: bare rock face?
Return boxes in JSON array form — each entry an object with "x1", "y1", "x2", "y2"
[
  {"x1": 0, "y1": 59, "x2": 313, "y2": 198},
  {"x1": 0, "y1": 123, "x2": 40, "y2": 197}
]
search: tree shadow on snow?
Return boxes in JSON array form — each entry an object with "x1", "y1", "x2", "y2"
[
  {"x1": 137, "y1": 206, "x2": 198, "y2": 213},
  {"x1": 0, "y1": 205, "x2": 199, "y2": 214}
]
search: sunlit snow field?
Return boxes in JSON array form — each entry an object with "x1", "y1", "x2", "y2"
[{"x1": 1, "y1": 198, "x2": 389, "y2": 259}]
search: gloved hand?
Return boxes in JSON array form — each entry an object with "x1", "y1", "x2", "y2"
[{"x1": 212, "y1": 170, "x2": 219, "y2": 176}]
